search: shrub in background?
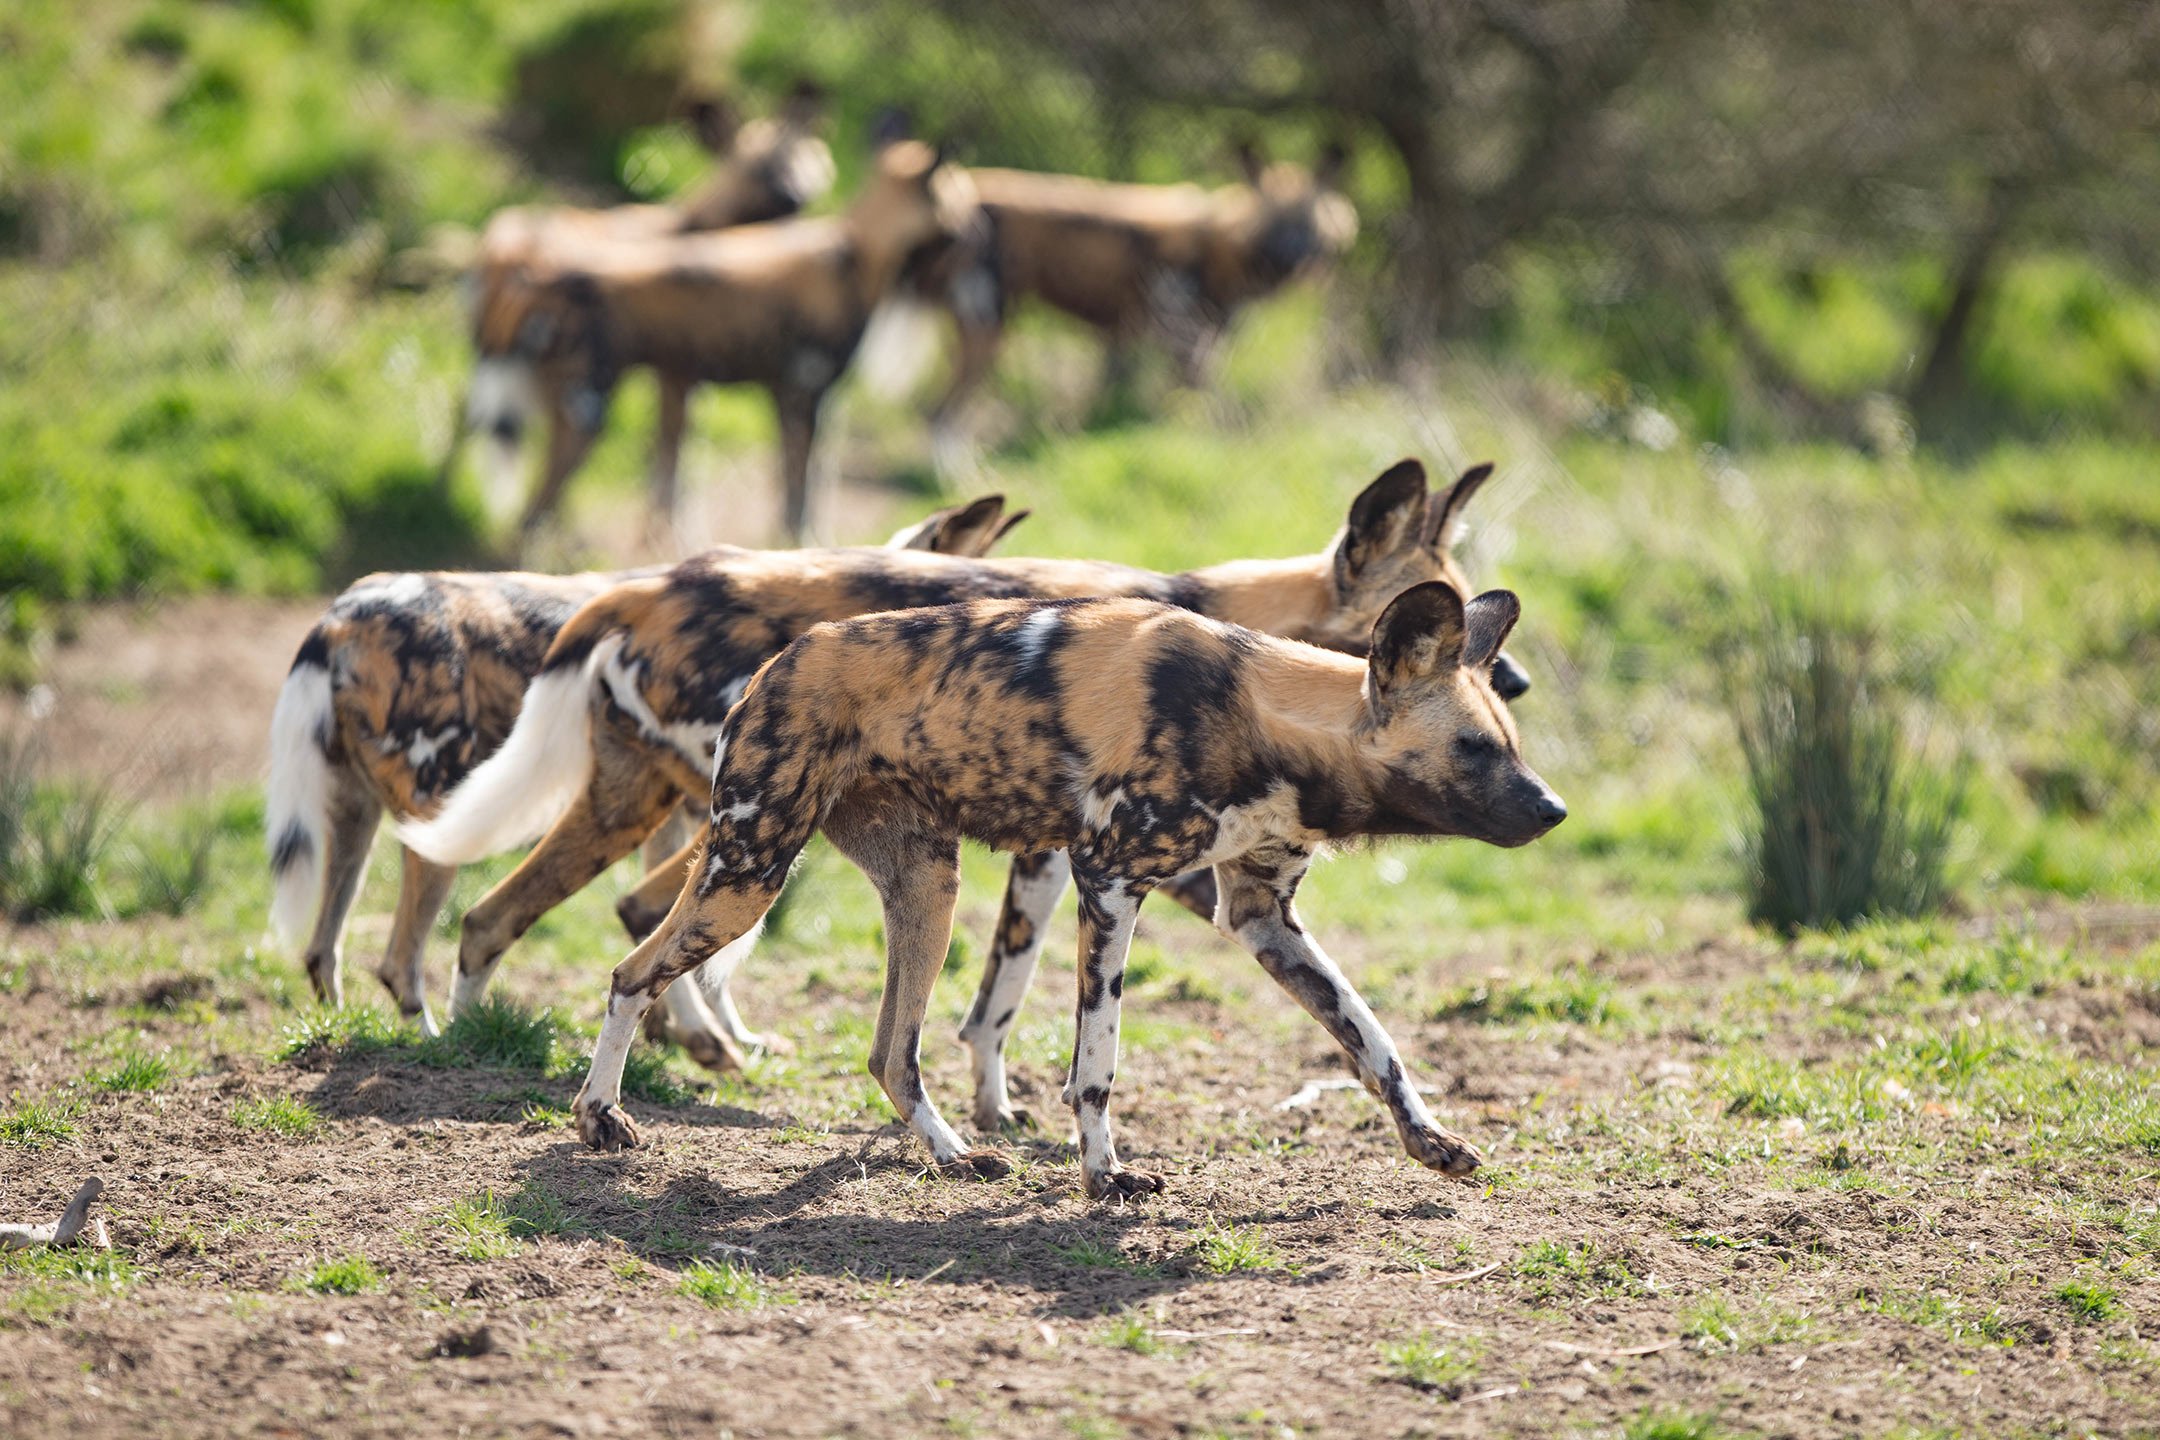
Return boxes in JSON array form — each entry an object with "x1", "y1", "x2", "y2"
[{"x1": 1729, "y1": 601, "x2": 1964, "y2": 933}]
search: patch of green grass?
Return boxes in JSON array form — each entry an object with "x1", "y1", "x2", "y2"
[
  {"x1": 231, "y1": 1094, "x2": 322, "y2": 1137},
  {"x1": 617, "y1": 1044, "x2": 693, "y2": 1105},
  {"x1": 294, "y1": 1254, "x2": 384, "y2": 1296},
  {"x1": 2057, "y1": 1279, "x2": 2122, "y2": 1324},
  {"x1": 1681, "y1": 1295, "x2": 1821, "y2": 1353},
  {"x1": 124, "y1": 807, "x2": 220, "y2": 917},
  {"x1": 772, "y1": 1121, "x2": 831, "y2": 1143},
  {"x1": 1623, "y1": 1413, "x2": 1736, "y2": 1440},
  {"x1": 276, "y1": 1003, "x2": 405, "y2": 1061},
  {"x1": 90, "y1": 1047, "x2": 175, "y2": 1093},
  {"x1": 1869, "y1": 1288, "x2": 2022, "y2": 1346},
  {"x1": 439, "y1": 1193, "x2": 522, "y2": 1261},
  {"x1": 430, "y1": 996, "x2": 560, "y2": 1071},
  {"x1": 0, "y1": 1097, "x2": 80, "y2": 1149},
  {"x1": 1433, "y1": 966, "x2": 1627, "y2": 1027},
  {"x1": 1378, "y1": 1332, "x2": 1481, "y2": 1395},
  {"x1": 501, "y1": 1180, "x2": 579, "y2": 1238},
  {"x1": 522, "y1": 1100, "x2": 573, "y2": 1128},
  {"x1": 1055, "y1": 1237, "x2": 1139, "y2": 1270},
  {"x1": 1192, "y1": 1223, "x2": 1284, "y2": 1276},
  {"x1": 677, "y1": 1258, "x2": 787, "y2": 1309},
  {"x1": 1515, "y1": 1239, "x2": 1645, "y2": 1298},
  {"x1": 1097, "y1": 1312, "x2": 1164, "y2": 1355},
  {"x1": 0, "y1": 1244, "x2": 138, "y2": 1289}
]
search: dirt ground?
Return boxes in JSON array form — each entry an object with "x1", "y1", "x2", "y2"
[{"x1": 1, "y1": 602, "x2": 2156, "y2": 1439}]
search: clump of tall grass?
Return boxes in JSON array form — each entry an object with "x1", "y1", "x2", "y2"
[
  {"x1": 1727, "y1": 602, "x2": 1963, "y2": 933},
  {"x1": 0, "y1": 733, "x2": 124, "y2": 921}
]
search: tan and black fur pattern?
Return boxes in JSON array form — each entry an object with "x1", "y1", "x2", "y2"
[
  {"x1": 266, "y1": 495, "x2": 1023, "y2": 1034},
  {"x1": 401, "y1": 461, "x2": 1526, "y2": 1102},
  {"x1": 458, "y1": 85, "x2": 835, "y2": 532},
  {"x1": 922, "y1": 144, "x2": 1356, "y2": 447},
  {"x1": 570, "y1": 584, "x2": 1565, "y2": 1200},
  {"x1": 468, "y1": 141, "x2": 976, "y2": 543}
]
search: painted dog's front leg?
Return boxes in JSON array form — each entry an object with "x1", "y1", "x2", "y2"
[
  {"x1": 573, "y1": 882, "x2": 778, "y2": 1152},
  {"x1": 1215, "y1": 854, "x2": 1480, "y2": 1180},
  {"x1": 1065, "y1": 874, "x2": 1162, "y2": 1201}
]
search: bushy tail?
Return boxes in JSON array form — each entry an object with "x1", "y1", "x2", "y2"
[
  {"x1": 266, "y1": 634, "x2": 337, "y2": 952},
  {"x1": 395, "y1": 631, "x2": 622, "y2": 866},
  {"x1": 855, "y1": 297, "x2": 945, "y2": 404}
]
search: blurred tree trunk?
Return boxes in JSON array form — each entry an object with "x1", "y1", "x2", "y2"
[
  {"x1": 1371, "y1": 104, "x2": 1467, "y2": 358},
  {"x1": 1908, "y1": 185, "x2": 2018, "y2": 436}
]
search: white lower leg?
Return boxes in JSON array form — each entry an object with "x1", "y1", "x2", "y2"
[
  {"x1": 692, "y1": 920, "x2": 767, "y2": 1045},
  {"x1": 958, "y1": 854, "x2": 1069, "y2": 1125},
  {"x1": 663, "y1": 978, "x2": 725, "y2": 1043},
  {"x1": 582, "y1": 988, "x2": 651, "y2": 1112},
  {"x1": 1066, "y1": 885, "x2": 1139, "y2": 1185},
  {"x1": 907, "y1": 1095, "x2": 970, "y2": 1165},
  {"x1": 450, "y1": 964, "x2": 491, "y2": 1019}
]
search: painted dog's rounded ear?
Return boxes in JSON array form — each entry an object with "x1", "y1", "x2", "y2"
[
  {"x1": 1461, "y1": 589, "x2": 1521, "y2": 672},
  {"x1": 1369, "y1": 580, "x2": 1466, "y2": 699},
  {"x1": 1339, "y1": 459, "x2": 1429, "y2": 580},
  {"x1": 987, "y1": 508, "x2": 1031, "y2": 550},
  {"x1": 1422, "y1": 461, "x2": 1496, "y2": 552},
  {"x1": 684, "y1": 95, "x2": 741, "y2": 155},
  {"x1": 780, "y1": 79, "x2": 828, "y2": 129}
]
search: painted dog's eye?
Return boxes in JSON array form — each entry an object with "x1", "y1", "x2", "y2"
[{"x1": 1454, "y1": 732, "x2": 1500, "y2": 758}]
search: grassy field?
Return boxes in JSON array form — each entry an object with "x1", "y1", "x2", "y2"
[
  {"x1": 5, "y1": 1, "x2": 2160, "y2": 1434},
  {"x1": 1, "y1": 359, "x2": 2157, "y2": 1433}
]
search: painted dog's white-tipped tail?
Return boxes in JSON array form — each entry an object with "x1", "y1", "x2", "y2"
[
  {"x1": 855, "y1": 298, "x2": 943, "y2": 404},
  {"x1": 266, "y1": 645, "x2": 336, "y2": 952},
  {"x1": 395, "y1": 634, "x2": 619, "y2": 865}
]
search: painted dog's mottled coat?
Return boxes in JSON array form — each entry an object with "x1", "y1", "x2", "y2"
[
  {"x1": 401, "y1": 461, "x2": 1526, "y2": 1108},
  {"x1": 923, "y1": 146, "x2": 1355, "y2": 446},
  {"x1": 266, "y1": 495, "x2": 1022, "y2": 1033},
  {"x1": 571, "y1": 583, "x2": 1564, "y2": 1199},
  {"x1": 468, "y1": 142, "x2": 975, "y2": 543}
]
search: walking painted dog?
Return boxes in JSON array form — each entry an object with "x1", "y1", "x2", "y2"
[
  {"x1": 465, "y1": 141, "x2": 976, "y2": 547},
  {"x1": 922, "y1": 142, "x2": 1355, "y2": 455},
  {"x1": 461, "y1": 85, "x2": 835, "y2": 534},
  {"x1": 265, "y1": 494, "x2": 1024, "y2": 1034},
  {"x1": 399, "y1": 460, "x2": 1529, "y2": 1114},
  {"x1": 570, "y1": 582, "x2": 1564, "y2": 1199}
]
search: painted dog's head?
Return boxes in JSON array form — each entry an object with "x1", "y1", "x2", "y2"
[
  {"x1": 1226, "y1": 140, "x2": 1358, "y2": 287},
  {"x1": 848, "y1": 140, "x2": 981, "y2": 293},
  {"x1": 1359, "y1": 581, "x2": 1566, "y2": 848},
  {"x1": 1308, "y1": 461, "x2": 1529, "y2": 702}
]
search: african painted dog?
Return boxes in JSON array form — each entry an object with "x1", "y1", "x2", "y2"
[
  {"x1": 265, "y1": 494, "x2": 1024, "y2": 1034},
  {"x1": 922, "y1": 143, "x2": 1355, "y2": 453},
  {"x1": 571, "y1": 583, "x2": 1565, "y2": 1198},
  {"x1": 466, "y1": 141, "x2": 976, "y2": 545},
  {"x1": 461, "y1": 84, "x2": 835, "y2": 532},
  {"x1": 398, "y1": 460, "x2": 1527, "y2": 1098}
]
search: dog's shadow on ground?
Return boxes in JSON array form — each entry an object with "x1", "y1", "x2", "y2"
[
  {"x1": 295, "y1": 1047, "x2": 775, "y2": 1131},
  {"x1": 505, "y1": 1136, "x2": 1256, "y2": 1319}
]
